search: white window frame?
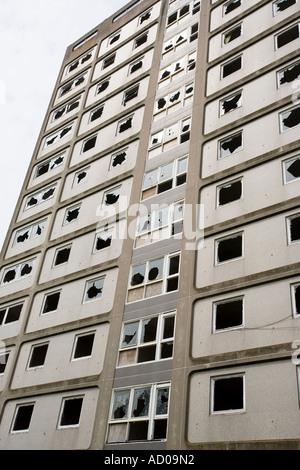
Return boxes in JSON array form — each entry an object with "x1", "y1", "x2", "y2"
[
  {"x1": 27, "y1": 342, "x2": 49, "y2": 370},
  {"x1": 83, "y1": 277, "x2": 105, "y2": 304},
  {"x1": 286, "y1": 213, "x2": 300, "y2": 245},
  {"x1": 57, "y1": 395, "x2": 84, "y2": 429},
  {"x1": 215, "y1": 232, "x2": 244, "y2": 265},
  {"x1": 73, "y1": 167, "x2": 90, "y2": 188},
  {"x1": 223, "y1": 0, "x2": 242, "y2": 17},
  {"x1": 212, "y1": 296, "x2": 244, "y2": 333},
  {"x1": 222, "y1": 22, "x2": 243, "y2": 46},
  {"x1": 216, "y1": 177, "x2": 243, "y2": 208},
  {"x1": 210, "y1": 373, "x2": 245, "y2": 415},
  {"x1": 0, "y1": 302, "x2": 23, "y2": 326},
  {"x1": 93, "y1": 226, "x2": 114, "y2": 253},
  {"x1": 1, "y1": 259, "x2": 36, "y2": 286},
  {"x1": 273, "y1": 0, "x2": 298, "y2": 16},
  {"x1": 14, "y1": 218, "x2": 47, "y2": 246},
  {"x1": 218, "y1": 130, "x2": 243, "y2": 159},
  {"x1": 52, "y1": 244, "x2": 72, "y2": 268},
  {"x1": 276, "y1": 59, "x2": 300, "y2": 88},
  {"x1": 220, "y1": 90, "x2": 243, "y2": 116},
  {"x1": 142, "y1": 156, "x2": 188, "y2": 197},
  {"x1": 41, "y1": 290, "x2": 61, "y2": 315},
  {"x1": 35, "y1": 152, "x2": 65, "y2": 179},
  {"x1": 291, "y1": 282, "x2": 300, "y2": 317},
  {"x1": 71, "y1": 331, "x2": 96, "y2": 361},
  {"x1": 275, "y1": 22, "x2": 300, "y2": 50},
  {"x1": 63, "y1": 204, "x2": 81, "y2": 225},
  {"x1": 221, "y1": 54, "x2": 243, "y2": 79},
  {"x1": 11, "y1": 403, "x2": 35, "y2": 433}
]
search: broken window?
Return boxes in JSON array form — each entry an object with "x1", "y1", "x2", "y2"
[
  {"x1": 72, "y1": 332, "x2": 95, "y2": 360},
  {"x1": 28, "y1": 343, "x2": 48, "y2": 369},
  {"x1": 110, "y1": 148, "x2": 128, "y2": 169},
  {"x1": 280, "y1": 106, "x2": 300, "y2": 132},
  {"x1": 94, "y1": 229, "x2": 113, "y2": 251},
  {"x1": 273, "y1": 0, "x2": 297, "y2": 14},
  {"x1": 64, "y1": 205, "x2": 81, "y2": 224},
  {"x1": 134, "y1": 31, "x2": 148, "y2": 48},
  {"x1": 102, "y1": 53, "x2": 116, "y2": 69},
  {"x1": 12, "y1": 403, "x2": 35, "y2": 432},
  {"x1": 97, "y1": 78, "x2": 110, "y2": 95},
  {"x1": 223, "y1": 23, "x2": 242, "y2": 45},
  {"x1": 292, "y1": 283, "x2": 300, "y2": 316},
  {"x1": 84, "y1": 278, "x2": 105, "y2": 302},
  {"x1": 214, "y1": 297, "x2": 244, "y2": 331},
  {"x1": 216, "y1": 233, "x2": 243, "y2": 264},
  {"x1": 142, "y1": 156, "x2": 188, "y2": 199},
  {"x1": 82, "y1": 135, "x2": 97, "y2": 153},
  {"x1": 220, "y1": 91, "x2": 242, "y2": 115},
  {"x1": 90, "y1": 105, "x2": 104, "y2": 122},
  {"x1": 45, "y1": 124, "x2": 73, "y2": 148},
  {"x1": 53, "y1": 98, "x2": 80, "y2": 121},
  {"x1": 0, "y1": 303, "x2": 23, "y2": 326},
  {"x1": 221, "y1": 55, "x2": 242, "y2": 78},
  {"x1": 287, "y1": 214, "x2": 300, "y2": 243},
  {"x1": 212, "y1": 374, "x2": 244, "y2": 413},
  {"x1": 25, "y1": 185, "x2": 56, "y2": 210},
  {"x1": 118, "y1": 116, "x2": 133, "y2": 133},
  {"x1": 276, "y1": 23, "x2": 300, "y2": 49},
  {"x1": 128, "y1": 56, "x2": 144, "y2": 76},
  {"x1": 74, "y1": 168, "x2": 89, "y2": 187},
  {"x1": 219, "y1": 131, "x2": 243, "y2": 158},
  {"x1": 108, "y1": 30, "x2": 121, "y2": 46},
  {"x1": 15, "y1": 219, "x2": 47, "y2": 245},
  {"x1": 59, "y1": 396, "x2": 83, "y2": 427},
  {"x1": 2, "y1": 259, "x2": 35, "y2": 285},
  {"x1": 218, "y1": 178, "x2": 243, "y2": 206},
  {"x1": 155, "y1": 82, "x2": 194, "y2": 115},
  {"x1": 53, "y1": 246, "x2": 71, "y2": 266},
  {"x1": 278, "y1": 60, "x2": 300, "y2": 87},
  {"x1": 223, "y1": 0, "x2": 242, "y2": 15},
  {"x1": 118, "y1": 312, "x2": 175, "y2": 366},
  {"x1": 166, "y1": 253, "x2": 180, "y2": 292},
  {"x1": 283, "y1": 155, "x2": 300, "y2": 183},
  {"x1": 68, "y1": 50, "x2": 94, "y2": 72},
  {"x1": 42, "y1": 291, "x2": 61, "y2": 314},
  {"x1": 0, "y1": 352, "x2": 9, "y2": 375},
  {"x1": 139, "y1": 9, "x2": 152, "y2": 24},
  {"x1": 180, "y1": 117, "x2": 191, "y2": 143},
  {"x1": 123, "y1": 84, "x2": 139, "y2": 106},
  {"x1": 103, "y1": 186, "x2": 121, "y2": 206},
  {"x1": 190, "y1": 22, "x2": 199, "y2": 42},
  {"x1": 35, "y1": 153, "x2": 65, "y2": 179},
  {"x1": 107, "y1": 383, "x2": 170, "y2": 443}
]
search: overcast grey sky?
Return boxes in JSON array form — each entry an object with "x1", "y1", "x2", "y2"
[{"x1": 0, "y1": 0, "x2": 129, "y2": 252}]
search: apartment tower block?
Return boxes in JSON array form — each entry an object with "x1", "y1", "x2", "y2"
[{"x1": 0, "y1": 0, "x2": 300, "y2": 450}]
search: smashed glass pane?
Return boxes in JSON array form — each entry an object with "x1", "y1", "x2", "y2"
[
  {"x1": 148, "y1": 258, "x2": 164, "y2": 281},
  {"x1": 122, "y1": 322, "x2": 139, "y2": 348},
  {"x1": 131, "y1": 387, "x2": 151, "y2": 417},
  {"x1": 141, "y1": 317, "x2": 158, "y2": 343},
  {"x1": 85, "y1": 278, "x2": 104, "y2": 301},
  {"x1": 112, "y1": 390, "x2": 130, "y2": 419},
  {"x1": 131, "y1": 264, "x2": 146, "y2": 286},
  {"x1": 156, "y1": 388, "x2": 169, "y2": 415}
]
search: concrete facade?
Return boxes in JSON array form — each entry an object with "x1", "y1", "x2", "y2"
[{"x1": 0, "y1": 0, "x2": 299, "y2": 450}]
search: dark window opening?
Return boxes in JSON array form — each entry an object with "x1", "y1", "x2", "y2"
[
  {"x1": 213, "y1": 376, "x2": 244, "y2": 412},
  {"x1": 222, "y1": 92, "x2": 242, "y2": 114},
  {"x1": 135, "y1": 33, "x2": 148, "y2": 48},
  {"x1": 51, "y1": 156, "x2": 64, "y2": 169},
  {"x1": 110, "y1": 33, "x2": 120, "y2": 45},
  {"x1": 119, "y1": 117, "x2": 133, "y2": 133},
  {"x1": 111, "y1": 151, "x2": 126, "y2": 167},
  {"x1": 224, "y1": 25, "x2": 242, "y2": 44},
  {"x1": 282, "y1": 106, "x2": 300, "y2": 130},
  {"x1": 83, "y1": 136, "x2": 97, "y2": 152},
  {"x1": 153, "y1": 419, "x2": 168, "y2": 440},
  {"x1": 54, "y1": 247, "x2": 71, "y2": 266},
  {"x1": 3, "y1": 269, "x2": 16, "y2": 284},
  {"x1": 105, "y1": 191, "x2": 120, "y2": 205},
  {"x1": 140, "y1": 11, "x2": 151, "y2": 24},
  {"x1": 219, "y1": 180, "x2": 242, "y2": 205},
  {"x1": 217, "y1": 234, "x2": 243, "y2": 263},
  {"x1": 28, "y1": 344, "x2": 48, "y2": 368},
  {"x1": 103, "y1": 53, "x2": 116, "y2": 69},
  {"x1": 222, "y1": 56, "x2": 242, "y2": 78},
  {"x1": 275, "y1": 0, "x2": 297, "y2": 13},
  {"x1": 170, "y1": 91, "x2": 180, "y2": 103},
  {"x1": 224, "y1": 0, "x2": 241, "y2": 15},
  {"x1": 168, "y1": 12, "x2": 178, "y2": 25},
  {"x1": 142, "y1": 318, "x2": 157, "y2": 343},
  {"x1": 90, "y1": 106, "x2": 103, "y2": 122},
  {"x1": 289, "y1": 216, "x2": 300, "y2": 242},
  {"x1": 137, "y1": 345, "x2": 156, "y2": 363},
  {"x1": 95, "y1": 234, "x2": 112, "y2": 250},
  {"x1": 75, "y1": 76, "x2": 85, "y2": 87},
  {"x1": 277, "y1": 24, "x2": 299, "y2": 48},
  {"x1": 161, "y1": 342, "x2": 173, "y2": 359},
  {"x1": 65, "y1": 207, "x2": 80, "y2": 223},
  {"x1": 285, "y1": 157, "x2": 300, "y2": 180},
  {"x1": 190, "y1": 23, "x2": 199, "y2": 41},
  {"x1": 17, "y1": 231, "x2": 29, "y2": 244},
  {"x1": 279, "y1": 62, "x2": 300, "y2": 85},
  {"x1": 157, "y1": 98, "x2": 167, "y2": 110},
  {"x1": 123, "y1": 85, "x2": 139, "y2": 105},
  {"x1": 73, "y1": 333, "x2": 95, "y2": 359},
  {"x1": 193, "y1": 1, "x2": 201, "y2": 14},
  {"x1": 68, "y1": 100, "x2": 80, "y2": 112},
  {"x1": 54, "y1": 108, "x2": 65, "y2": 120},
  {"x1": 81, "y1": 52, "x2": 92, "y2": 64},
  {"x1": 61, "y1": 83, "x2": 72, "y2": 96},
  {"x1": 128, "y1": 421, "x2": 148, "y2": 441},
  {"x1": 12, "y1": 404, "x2": 34, "y2": 432},
  {"x1": 42, "y1": 292, "x2": 60, "y2": 314},
  {"x1": 42, "y1": 187, "x2": 55, "y2": 201},
  {"x1": 0, "y1": 352, "x2": 9, "y2": 374},
  {"x1": 59, "y1": 126, "x2": 72, "y2": 139},
  {"x1": 220, "y1": 132, "x2": 243, "y2": 157},
  {"x1": 20, "y1": 263, "x2": 33, "y2": 277},
  {"x1": 5, "y1": 304, "x2": 22, "y2": 324},
  {"x1": 180, "y1": 4, "x2": 190, "y2": 17},
  {"x1": 215, "y1": 298, "x2": 243, "y2": 330},
  {"x1": 97, "y1": 80, "x2": 110, "y2": 94},
  {"x1": 69, "y1": 60, "x2": 79, "y2": 72},
  {"x1": 294, "y1": 285, "x2": 300, "y2": 315},
  {"x1": 36, "y1": 161, "x2": 50, "y2": 177},
  {"x1": 131, "y1": 60, "x2": 143, "y2": 73},
  {"x1": 60, "y1": 398, "x2": 83, "y2": 427},
  {"x1": 76, "y1": 171, "x2": 88, "y2": 185},
  {"x1": 85, "y1": 279, "x2": 104, "y2": 300}
]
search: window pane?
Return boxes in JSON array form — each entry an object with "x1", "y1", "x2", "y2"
[
  {"x1": 213, "y1": 376, "x2": 244, "y2": 412},
  {"x1": 148, "y1": 258, "x2": 164, "y2": 281},
  {"x1": 153, "y1": 207, "x2": 169, "y2": 228},
  {"x1": 121, "y1": 322, "x2": 139, "y2": 347},
  {"x1": 73, "y1": 333, "x2": 95, "y2": 359},
  {"x1": 143, "y1": 169, "x2": 158, "y2": 189},
  {"x1": 131, "y1": 387, "x2": 151, "y2": 417},
  {"x1": 112, "y1": 390, "x2": 130, "y2": 419},
  {"x1": 60, "y1": 398, "x2": 83, "y2": 426},
  {"x1": 141, "y1": 317, "x2": 158, "y2": 343},
  {"x1": 84, "y1": 278, "x2": 104, "y2": 301},
  {"x1": 13, "y1": 404, "x2": 34, "y2": 432},
  {"x1": 169, "y1": 255, "x2": 180, "y2": 275},
  {"x1": 159, "y1": 162, "x2": 173, "y2": 182},
  {"x1": 28, "y1": 344, "x2": 48, "y2": 368},
  {"x1": 156, "y1": 388, "x2": 169, "y2": 415},
  {"x1": 163, "y1": 316, "x2": 175, "y2": 339},
  {"x1": 131, "y1": 264, "x2": 146, "y2": 286}
]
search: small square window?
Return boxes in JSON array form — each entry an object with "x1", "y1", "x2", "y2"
[
  {"x1": 134, "y1": 32, "x2": 148, "y2": 48},
  {"x1": 216, "y1": 233, "x2": 243, "y2": 264},
  {"x1": 118, "y1": 116, "x2": 133, "y2": 134},
  {"x1": 287, "y1": 214, "x2": 300, "y2": 243},
  {"x1": 129, "y1": 57, "x2": 144, "y2": 75},
  {"x1": 273, "y1": 0, "x2": 297, "y2": 15},
  {"x1": 221, "y1": 55, "x2": 242, "y2": 78},
  {"x1": 12, "y1": 404, "x2": 34, "y2": 432},
  {"x1": 222, "y1": 24, "x2": 242, "y2": 45},
  {"x1": 82, "y1": 135, "x2": 97, "y2": 153},
  {"x1": 90, "y1": 106, "x2": 104, "y2": 122},
  {"x1": 103, "y1": 53, "x2": 116, "y2": 69},
  {"x1": 72, "y1": 332, "x2": 95, "y2": 360},
  {"x1": 213, "y1": 297, "x2": 244, "y2": 331},
  {"x1": 103, "y1": 186, "x2": 121, "y2": 206},
  {"x1": 42, "y1": 291, "x2": 60, "y2": 314},
  {"x1": 84, "y1": 278, "x2": 105, "y2": 302},
  {"x1": 123, "y1": 84, "x2": 139, "y2": 106},
  {"x1": 220, "y1": 91, "x2": 242, "y2": 115},
  {"x1": 219, "y1": 131, "x2": 243, "y2": 158},
  {"x1": 59, "y1": 397, "x2": 83, "y2": 428},
  {"x1": 223, "y1": 0, "x2": 242, "y2": 15},
  {"x1": 110, "y1": 149, "x2": 127, "y2": 169},
  {"x1": 280, "y1": 106, "x2": 300, "y2": 132},
  {"x1": 211, "y1": 374, "x2": 244, "y2": 413},
  {"x1": 94, "y1": 230, "x2": 113, "y2": 251},
  {"x1": 53, "y1": 246, "x2": 71, "y2": 266},
  {"x1": 217, "y1": 178, "x2": 243, "y2": 206},
  {"x1": 64, "y1": 205, "x2": 81, "y2": 224},
  {"x1": 276, "y1": 24, "x2": 299, "y2": 49},
  {"x1": 28, "y1": 343, "x2": 49, "y2": 369},
  {"x1": 97, "y1": 78, "x2": 110, "y2": 95},
  {"x1": 73, "y1": 168, "x2": 89, "y2": 187},
  {"x1": 283, "y1": 155, "x2": 300, "y2": 183},
  {"x1": 277, "y1": 60, "x2": 300, "y2": 87}
]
